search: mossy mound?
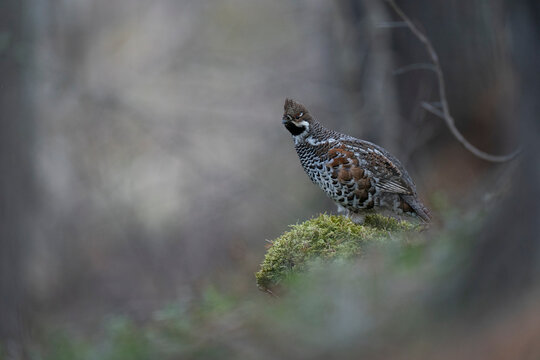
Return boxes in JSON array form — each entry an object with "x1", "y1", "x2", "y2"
[{"x1": 256, "y1": 214, "x2": 417, "y2": 290}]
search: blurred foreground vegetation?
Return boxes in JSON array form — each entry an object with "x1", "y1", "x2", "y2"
[{"x1": 32, "y1": 208, "x2": 490, "y2": 360}]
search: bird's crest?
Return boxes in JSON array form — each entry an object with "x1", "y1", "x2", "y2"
[{"x1": 283, "y1": 98, "x2": 311, "y2": 121}]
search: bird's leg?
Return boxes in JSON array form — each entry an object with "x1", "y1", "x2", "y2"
[{"x1": 347, "y1": 211, "x2": 365, "y2": 225}]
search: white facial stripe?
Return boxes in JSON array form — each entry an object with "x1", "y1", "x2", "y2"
[{"x1": 293, "y1": 120, "x2": 310, "y2": 128}]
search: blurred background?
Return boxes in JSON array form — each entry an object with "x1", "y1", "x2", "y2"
[{"x1": 1, "y1": 0, "x2": 539, "y2": 358}]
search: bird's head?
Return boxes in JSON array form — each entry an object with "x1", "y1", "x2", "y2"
[{"x1": 282, "y1": 98, "x2": 312, "y2": 137}]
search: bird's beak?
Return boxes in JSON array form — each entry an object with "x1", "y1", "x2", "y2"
[{"x1": 282, "y1": 118, "x2": 289, "y2": 125}]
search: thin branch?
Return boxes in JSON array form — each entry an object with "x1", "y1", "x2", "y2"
[
  {"x1": 261, "y1": 288, "x2": 279, "y2": 298},
  {"x1": 421, "y1": 101, "x2": 445, "y2": 119},
  {"x1": 393, "y1": 63, "x2": 437, "y2": 75},
  {"x1": 376, "y1": 21, "x2": 408, "y2": 28},
  {"x1": 385, "y1": 0, "x2": 521, "y2": 163}
]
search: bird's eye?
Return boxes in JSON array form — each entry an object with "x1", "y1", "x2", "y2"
[
  {"x1": 295, "y1": 112, "x2": 303, "y2": 119},
  {"x1": 286, "y1": 114, "x2": 292, "y2": 120}
]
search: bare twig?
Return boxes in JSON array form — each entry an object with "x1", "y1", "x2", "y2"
[
  {"x1": 385, "y1": 0, "x2": 521, "y2": 163},
  {"x1": 421, "y1": 101, "x2": 445, "y2": 119},
  {"x1": 376, "y1": 21, "x2": 408, "y2": 28},
  {"x1": 393, "y1": 63, "x2": 437, "y2": 75},
  {"x1": 261, "y1": 287, "x2": 279, "y2": 298}
]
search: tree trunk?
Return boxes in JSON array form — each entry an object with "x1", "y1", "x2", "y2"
[{"x1": 0, "y1": 0, "x2": 35, "y2": 357}]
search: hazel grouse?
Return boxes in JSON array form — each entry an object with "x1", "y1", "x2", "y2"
[{"x1": 282, "y1": 98, "x2": 430, "y2": 224}]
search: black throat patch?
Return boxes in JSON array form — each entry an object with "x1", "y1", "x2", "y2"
[{"x1": 285, "y1": 122, "x2": 306, "y2": 136}]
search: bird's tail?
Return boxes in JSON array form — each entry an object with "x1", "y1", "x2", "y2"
[{"x1": 400, "y1": 194, "x2": 431, "y2": 222}]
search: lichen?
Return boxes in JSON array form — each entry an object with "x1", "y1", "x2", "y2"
[{"x1": 256, "y1": 214, "x2": 417, "y2": 290}]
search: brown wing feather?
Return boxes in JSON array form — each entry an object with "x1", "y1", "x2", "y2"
[
  {"x1": 325, "y1": 145, "x2": 375, "y2": 208},
  {"x1": 341, "y1": 139, "x2": 416, "y2": 195}
]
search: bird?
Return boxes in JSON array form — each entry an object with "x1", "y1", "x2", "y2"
[{"x1": 282, "y1": 98, "x2": 430, "y2": 224}]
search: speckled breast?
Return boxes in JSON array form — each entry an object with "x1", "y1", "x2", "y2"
[{"x1": 295, "y1": 142, "x2": 377, "y2": 213}]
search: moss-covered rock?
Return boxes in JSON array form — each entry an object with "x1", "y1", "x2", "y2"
[{"x1": 256, "y1": 214, "x2": 417, "y2": 291}]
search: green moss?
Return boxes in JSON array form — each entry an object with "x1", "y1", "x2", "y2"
[{"x1": 256, "y1": 214, "x2": 416, "y2": 290}]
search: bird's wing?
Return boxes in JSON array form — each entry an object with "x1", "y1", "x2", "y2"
[{"x1": 340, "y1": 139, "x2": 415, "y2": 195}]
